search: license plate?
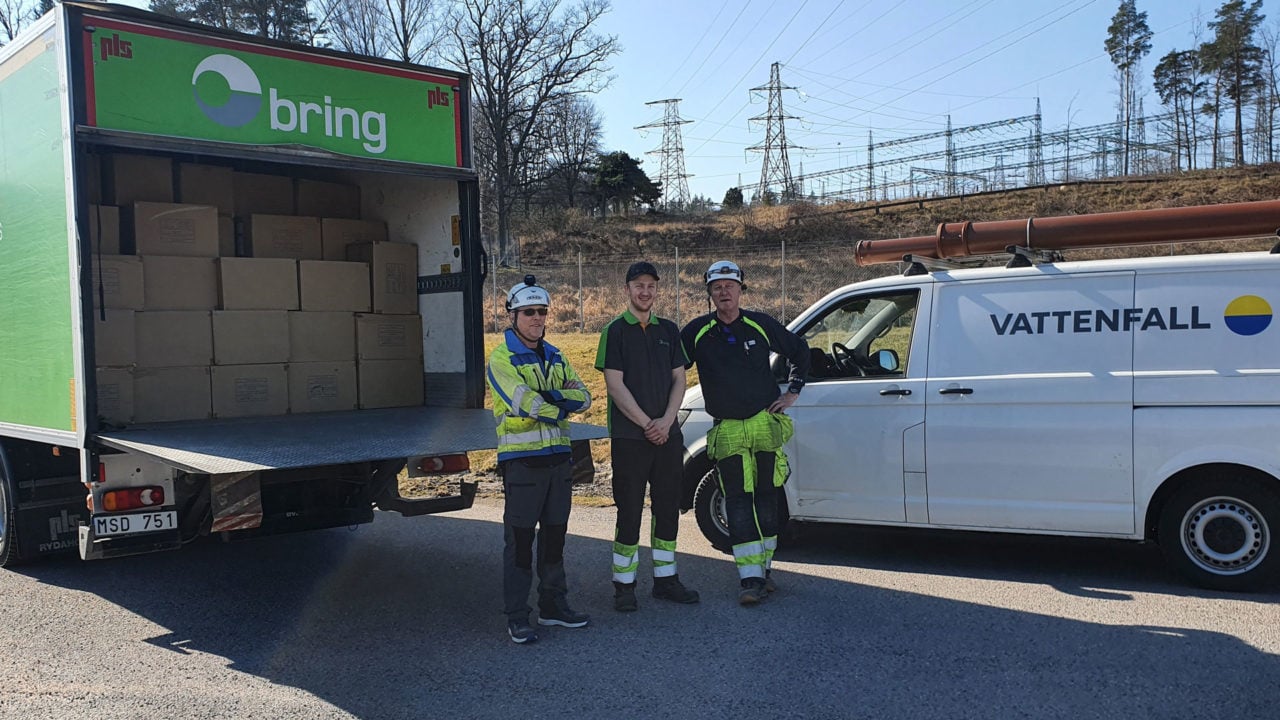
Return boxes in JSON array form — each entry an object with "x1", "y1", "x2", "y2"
[{"x1": 92, "y1": 511, "x2": 178, "y2": 538}]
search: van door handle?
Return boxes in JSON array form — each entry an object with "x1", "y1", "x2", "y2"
[
  {"x1": 938, "y1": 387, "x2": 973, "y2": 395},
  {"x1": 879, "y1": 388, "x2": 912, "y2": 396}
]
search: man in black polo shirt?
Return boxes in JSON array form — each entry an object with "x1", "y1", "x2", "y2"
[{"x1": 595, "y1": 260, "x2": 700, "y2": 612}]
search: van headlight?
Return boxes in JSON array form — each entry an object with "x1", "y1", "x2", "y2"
[{"x1": 677, "y1": 409, "x2": 691, "y2": 427}]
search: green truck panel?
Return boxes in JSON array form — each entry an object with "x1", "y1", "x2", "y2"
[
  {"x1": 0, "y1": 27, "x2": 77, "y2": 432},
  {"x1": 85, "y1": 17, "x2": 464, "y2": 168}
]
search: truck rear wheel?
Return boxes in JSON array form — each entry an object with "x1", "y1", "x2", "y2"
[
  {"x1": 0, "y1": 462, "x2": 18, "y2": 567},
  {"x1": 693, "y1": 468, "x2": 731, "y2": 553},
  {"x1": 1158, "y1": 471, "x2": 1280, "y2": 591}
]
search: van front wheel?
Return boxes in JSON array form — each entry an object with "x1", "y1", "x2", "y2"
[{"x1": 1158, "y1": 472, "x2": 1280, "y2": 591}]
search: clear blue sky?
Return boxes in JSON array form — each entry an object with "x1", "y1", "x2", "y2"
[{"x1": 591, "y1": 0, "x2": 1277, "y2": 201}]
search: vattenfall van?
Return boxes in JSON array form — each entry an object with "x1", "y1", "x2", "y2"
[{"x1": 679, "y1": 236, "x2": 1280, "y2": 591}]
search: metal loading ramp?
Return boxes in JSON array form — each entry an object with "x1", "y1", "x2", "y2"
[{"x1": 95, "y1": 407, "x2": 609, "y2": 475}]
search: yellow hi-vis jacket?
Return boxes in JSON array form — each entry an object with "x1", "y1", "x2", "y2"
[{"x1": 487, "y1": 329, "x2": 592, "y2": 463}]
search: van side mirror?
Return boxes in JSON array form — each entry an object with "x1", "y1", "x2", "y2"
[{"x1": 875, "y1": 349, "x2": 899, "y2": 372}]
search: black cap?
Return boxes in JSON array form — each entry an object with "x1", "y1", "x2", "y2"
[{"x1": 625, "y1": 261, "x2": 660, "y2": 282}]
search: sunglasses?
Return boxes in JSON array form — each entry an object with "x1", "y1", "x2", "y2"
[{"x1": 520, "y1": 308, "x2": 549, "y2": 317}]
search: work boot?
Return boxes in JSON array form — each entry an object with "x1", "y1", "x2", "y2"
[
  {"x1": 652, "y1": 575, "x2": 700, "y2": 604},
  {"x1": 764, "y1": 570, "x2": 777, "y2": 594},
  {"x1": 538, "y1": 604, "x2": 591, "y2": 628},
  {"x1": 738, "y1": 578, "x2": 767, "y2": 606},
  {"x1": 613, "y1": 581, "x2": 638, "y2": 612},
  {"x1": 507, "y1": 616, "x2": 539, "y2": 644}
]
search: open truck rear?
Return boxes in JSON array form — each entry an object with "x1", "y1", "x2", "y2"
[{"x1": 0, "y1": 3, "x2": 578, "y2": 564}]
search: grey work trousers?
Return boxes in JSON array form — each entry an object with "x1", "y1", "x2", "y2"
[{"x1": 502, "y1": 455, "x2": 573, "y2": 621}]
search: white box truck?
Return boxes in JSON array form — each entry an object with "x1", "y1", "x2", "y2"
[
  {"x1": 0, "y1": 4, "x2": 602, "y2": 564},
  {"x1": 679, "y1": 201, "x2": 1280, "y2": 590}
]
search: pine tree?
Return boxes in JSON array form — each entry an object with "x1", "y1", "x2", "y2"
[{"x1": 1105, "y1": 0, "x2": 1153, "y2": 175}]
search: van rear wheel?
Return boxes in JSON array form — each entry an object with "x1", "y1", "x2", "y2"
[
  {"x1": 693, "y1": 469, "x2": 731, "y2": 553},
  {"x1": 1158, "y1": 472, "x2": 1280, "y2": 591}
]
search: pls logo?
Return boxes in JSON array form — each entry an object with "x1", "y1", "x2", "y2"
[
  {"x1": 1224, "y1": 295, "x2": 1272, "y2": 336},
  {"x1": 192, "y1": 54, "x2": 387, "y2": 153}
]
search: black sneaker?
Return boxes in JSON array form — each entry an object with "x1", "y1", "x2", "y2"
[
  {"x1": 538, "y1": 605, "x2": 590, "y2": 628},
  {"x1": 652, "y1": 576, "x2": 700, "y2": 604},
  {"x1": 614, "y1": 582, "x2": 638, "y2": 612},
  {"x1": 507, "y1": 617, "x2": 539, "y2": 644},
  {"x1": 738, "y1": 579, "x2": 767, "y2": 606}
]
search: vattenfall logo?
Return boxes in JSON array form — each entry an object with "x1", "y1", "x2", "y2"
[
  {"x1": 191, "y1": 54, "x2": 388, "y2": 154},
  {"x1": 990, "y1": 295, "x2": 1272, "y2": 336}
]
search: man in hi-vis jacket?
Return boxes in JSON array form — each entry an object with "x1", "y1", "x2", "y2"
[{"x1": 487, "y1": 275, "x2": 592, "y2": 644}]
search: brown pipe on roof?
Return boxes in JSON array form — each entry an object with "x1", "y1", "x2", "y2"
[{"x1": 853, "y1": 198, "x2": 1280, "y2": 266}]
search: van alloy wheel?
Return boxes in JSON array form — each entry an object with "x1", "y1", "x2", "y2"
[
  {"x1": 1159, "y1": 473, "x2": 1280, "y2": 592},
  {"x1": 693, "y1": 469, "x2": 731, "y2": 553}
]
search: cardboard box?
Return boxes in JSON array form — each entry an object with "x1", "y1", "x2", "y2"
[
  {"x1": 345, "y1": 241, "x2": 418, "y2": 314},
  {"x1": 93, "y1": 310, "x2": 135, "y2": 367},
  {"x1": 134, "y1": 311, "x2": 213, "y2": 368},
  {"x1": 105, "y1": 154, "x2": 173, "y2": 206},
  {"x1": 96, "y1": 367, "x2": 134, "y2": 426},
  {"x1": 133, "y1": 366, "x2": 212, "y2": 423},
  {"x1": 218, "y1": 215, "x2": 236, "y2": 258},
  {"x1": 288, "y1": 361, "x2": 357, "y2": 414},
  {"x1": 92, "y1": 255, "x2": 144, "y2": 310},
  {"x1": 297, "y1": 179, "x2": 360, "y2": 219},
  {"x1": 356, "y1": 313, "x2": 423, "y2": 360},
  {"x1": 321, "y1": 218, "x2": 387, "y2": 260},
  {"x1": 358, "y1": 359, "x2": 423, "y2": 409},
  {"x1": 87, "y1": 205, "x2": 121, "y2": 254},
  {"x1": 299, "y1": 260, "x2": 371, "y2": 312},
  {"x1": 233, "y1": 172, "x2": 294, "y2": 217},
  {"x1": 289, "y1": 311, "x2": 356, "y2": 362},
  {"x1": 217, "y1": 258, "x2": 299, "y2": 310},
  {"x1": 178, "y1": 163, "x2": 235, "y2": 215},
  {"x1": 213, "y1": 311, "x2": 290, "y2": 365},
  {"x1": 248, "y1": 214, "x2": 322, "y2": 260},
  {"x1": 142, "y1": 256, "x2": 218, "y2": 310},
  {"x1": 212, "y1": 364, "x2": 288, "y2": 418},
  {"x1": 133, "y1": 202, "x2": 220, "y2": 258}
]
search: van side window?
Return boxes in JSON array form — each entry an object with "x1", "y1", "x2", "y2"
[{"x1": 799, "y1": 290, "x2": 919, "y2": 381}]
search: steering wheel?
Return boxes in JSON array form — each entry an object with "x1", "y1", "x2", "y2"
[{"x1": 830, "y1": 342, "x2": 864, "y2": 376}]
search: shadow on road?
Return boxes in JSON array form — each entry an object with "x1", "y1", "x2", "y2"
[{"x1": 17, "y1": 511, "x2": 1280, "y2": 719}]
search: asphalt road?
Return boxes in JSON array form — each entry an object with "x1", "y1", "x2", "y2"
[{"x1": 0, "y1": 500, "x2": 1276, "y2": 720}]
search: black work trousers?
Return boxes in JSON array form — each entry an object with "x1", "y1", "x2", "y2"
[
  {"x1": 716, "y1": 451, "x2": 779, "y2": 582},
  {"x1": 611, "y1": 436, "x2": 683, "y2": 547},
  {"x1": 502, "y1": 456, "x2": 573, "y2": 621}
]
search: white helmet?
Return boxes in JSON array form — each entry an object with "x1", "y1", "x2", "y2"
[
  {"x1": 506, "y1": 275, "x2": 550, "y2": 311},
  {"x1": 705, "y1": 260, "x2": 744, "y2": 286}
]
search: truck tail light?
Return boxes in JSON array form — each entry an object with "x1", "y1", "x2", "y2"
[
  {"x1": 417, "y1": 454, "x2": 470, "y2": 474},
  {"x1": 101, "y1": 486, "x2": 165, "y2": 512}
]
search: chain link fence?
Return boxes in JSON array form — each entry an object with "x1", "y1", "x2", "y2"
[{"x1": 485, "y1": 240, "x2": 903, "y2": 333}]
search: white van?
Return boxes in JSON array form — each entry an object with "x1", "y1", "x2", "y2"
[{"x1": 678, "y1": 250, "x2": 1280, "y2": 591}]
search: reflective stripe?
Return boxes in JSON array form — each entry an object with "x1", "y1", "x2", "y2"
[
  {"x1": 763, "y1": 537, "x2": 777, "y2": 551},
  {"x1": 613, "y1": 569, "x2": 637, "y2": 583},
  {"x1": 738, "y1": 564, "x2": 765, "y2": 579},
  {"x1": 651, "y1": 548, "x2": 676, "y2": 563},
  {"x1": 732, "y1": 541, "x2": 764, "y2": 560},
  {"x1": 612, "y1": 552, "x2": 637, "y2": 569},
  {"x1": 692, "y1": 318, "x2": 717, "y2": 348},
  {"x1": 499, "y1": 426, "x2": 569, "y2": 446},
  {"x1": 740, "y1": 315, "x2": 770, "y2": 347},
  {"x1": 653, "y1": 563, "x2": 678, "y2": 578}
]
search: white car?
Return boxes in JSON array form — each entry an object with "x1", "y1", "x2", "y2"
[{"x1": 679, "y1": 250, "x2": 1280, "y2": 591}]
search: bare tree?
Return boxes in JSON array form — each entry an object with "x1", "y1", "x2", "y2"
[
  {"x1": 537, "y1": 95, "x2": 602, "y2": 209},
  {"x1": 383, "y1": 0, "x2": 444, "y2": 64},
  {"x1": 445, "y1": 0, "x2": 619, "y2": 264},
  {"x1": 322, "y1": 0, "x2": 388, "y2": 56},
  {"x1": 1, "y1": 0, "x2": 37, "y2": 43},
  {"x1": 1259, "y1": 20, "x2": 1280, "y2": 162}
]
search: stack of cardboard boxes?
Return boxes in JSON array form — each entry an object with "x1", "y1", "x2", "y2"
[{"x1": 90, "y1": 153, "x2": 424, "y2": 426}]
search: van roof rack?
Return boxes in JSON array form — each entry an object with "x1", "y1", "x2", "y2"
[
  {"x1": 1004, "y1": 245, "x2": 1063, "y2": 268},
  {"x1": 902, "y1": 254, "x2": 968, "y2": 276}
]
